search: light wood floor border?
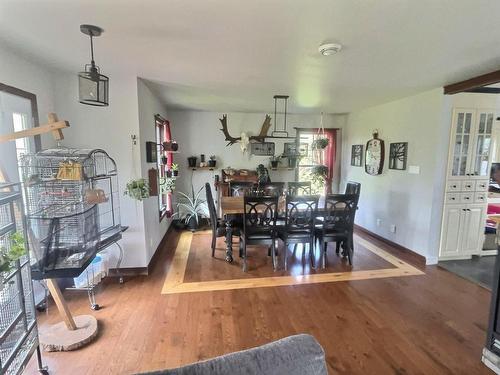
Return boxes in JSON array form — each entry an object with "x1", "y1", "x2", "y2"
[{"x1": 161, "y1": 231, "x2": 424, "y2": 294}]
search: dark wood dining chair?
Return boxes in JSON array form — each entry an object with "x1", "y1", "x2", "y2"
[
  {"x1": 260, "y1": 182, "x2": 285, "y2": 196},
  {"x1": 315, "y1": 194, "x2": 358, "y2": 268},
  {"x1": 240, "y1": 195, "x2": 279, "y2": 272},
  {"x1": 345, "y1": 181, "x2": 361, "y2": 196},
  {"x1": 278, "y1": 195, "x2": 319, "y2": 270},
  {"x1": 287, "y1": 181, "x2": 312, "y2": 195},
  {"x1": 205, "y1": 183, "x2": 239, "y2": 257},
  {"x1": 229, "y1": 182, "x2": 255, "y2": 196}
]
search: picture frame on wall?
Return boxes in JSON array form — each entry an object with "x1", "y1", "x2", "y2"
[
  {"x1": 389, "y1": 142, "x2": 408, "y2": 170},
  {"x1": 351, "y1": 144, "x2": 363, "y2": 167}
]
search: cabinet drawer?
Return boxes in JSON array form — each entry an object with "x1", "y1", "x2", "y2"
[
  {"x1": 460, "y1": 193, "x2": 474, "y2": 203},
  {"x1": 475, "y1": 180, "x2": 489, "y2": 192},
  {"x1": 447, "y1": 181, "x2": 461, "y2": 191},
  {"x1": 445, "y1": 193, "x2": 460, "y2": 203},
  {"x1": 474, "y1": 192, "x2": 487, "y2": 204},
  {"x1": 461, "y1": 181, "x2": 475, "y2": 191}
]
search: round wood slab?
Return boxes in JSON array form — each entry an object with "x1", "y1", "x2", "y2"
[{"x1": 39, "y1": 315, "x2": 98, "y2": 352}]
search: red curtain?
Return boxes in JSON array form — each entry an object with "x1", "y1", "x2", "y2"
[
  {"x1": 311, "y1": 128, "x2": 336, "y2": 194},
  {"x1": 164, "y1": 120, "x2": 173, "y2": 216}
]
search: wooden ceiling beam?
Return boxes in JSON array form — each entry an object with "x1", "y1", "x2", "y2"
[{"x1": 444, "y1": 69, "x2": 500, "y2": 95}]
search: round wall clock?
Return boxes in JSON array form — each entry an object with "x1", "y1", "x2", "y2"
[{"x1": 365, "y1": 131, "x2": 385, "y2": 175}]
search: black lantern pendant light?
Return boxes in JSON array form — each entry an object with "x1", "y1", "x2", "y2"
[{"x1": 78, "y1": 24, "x2": 109, "y2": 106}]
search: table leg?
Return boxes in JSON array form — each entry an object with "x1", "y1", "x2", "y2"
[{"x1": 225, "y1": 218, "x2": 233, "y2": 263}]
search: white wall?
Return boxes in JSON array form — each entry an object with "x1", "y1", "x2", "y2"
[
  {"x1": 168, "y1": 110, "x2": 345, "y2": 200},
  {"x1": 0, "y1": 44, "x2": 56, "y2": 148},
  {"x1": 341, "y1": 88, "x2": 451, "y2": 264},
  {"x1": 52, "y1": 71, "x2": 150, "y2": 268},
  {"x1": 137, "y1": 79, "x2": 171, "y2": 264}
]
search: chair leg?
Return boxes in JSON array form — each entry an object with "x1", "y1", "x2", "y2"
[
  {"x1": 293, "y1": 243, "x2": 298, "y2": 255},
  {"x1": 239, "y1": 237, "x2": 243, "y2": 258},
  {"x1": 242, "y1": 238, "x2": 248, "y2": 272},
  {"x1": 335, "y1": 241, "x2": 341, "y2": 255},
  {"x1": 211, "y1": 232, "x2": 216, "y2": 257},
  {"x1": 309, "y1": 238, "x2": 315, "y2": 269},
  {"x1": 322, "y1": 241, "x2": 327, "y2": 269},
  {"x1": 284, "y1": 242, "x2": 288, "y2": 271},
  {"x1": 271, "y1": 239, "x2": 277, "y2": 271},
  {"x1": 346, "y1": 237, "x2": 353, "y2": 266}
]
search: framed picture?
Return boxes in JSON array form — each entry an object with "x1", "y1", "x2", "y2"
[
  {"x1": 389, "y1": 142, "x2": 408, "y2": 170},
  {"x1": 146, "y1": 141, "x2": 158, "y2": 163},
  {"x1": 250, "y1": 142, "x2": 275, "y2": 156},
  {"x1": 351, "y1": 144, "x2": 363, "y2": 167},
  {"x1": 283, "y1": 142, "x2": 298, "y2": 156}
]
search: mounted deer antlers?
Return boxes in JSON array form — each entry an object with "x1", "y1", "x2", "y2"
[{"x1": 219, "y1": 114, "x2": 272, "y2": 146}]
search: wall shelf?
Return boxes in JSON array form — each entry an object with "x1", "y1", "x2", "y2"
[
  {"x1": 191, "y1": 166, "x2": 217, "y2": 171},
  {"x1": 270, "y1": 167, "x2": 295, "y2": 171}
]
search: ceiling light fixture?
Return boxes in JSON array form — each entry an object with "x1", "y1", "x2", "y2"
[
  {"x1": 318, "y1": 43, "x2": 342, "y2": 56},
  {"x1": 78, "y1": 24, "x2": 109, "y2": 107}
]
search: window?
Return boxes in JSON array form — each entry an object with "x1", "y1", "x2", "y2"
[
  {"x1": 297, "y1": 129, "x2": 336, "y2": 194},
  {"x1": 155, "y1": 115, "x2": 172, "y2": 219}
]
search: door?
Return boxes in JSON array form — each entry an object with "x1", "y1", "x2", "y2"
[
  {"x1": 470, "y1": 110, "x2": 495, "y2": 178},
  {"x1": 449, "y1": 109, "x2": 475, "y2": 178},
  {"x1": 440, "y1": 205, "x2": 465, "y2": 257},
  {"x1": 461, "y1": 204, "x2": 486, "y2": 255}
]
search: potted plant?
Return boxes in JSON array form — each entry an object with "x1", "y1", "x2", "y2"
[
  {"x1": 161, "y1": 155, "x2": 168, "y2": 165},
  {"x1": 171, "y1": 141, "x2": 179, "y2": 151},
  {"x1": 0, "y1": 232, "x2": 28, "y2": 285},
  {"x1": 161, "y1": 177, "x2": 176, "y2": 194},
  {"x1": 208, "y1": 155, "x2": 216, "y2": 168},
  {"x1": 283, "y1": 152, "x2": 301, "y2": 169},
  {"x1": 124, "y1": 178, "x2": 150, "y2": 201},
  {"x1": 172, "y1": 163, "x2": 179, "y2": 176},
  {"x1": 173, "y1": 185, "x2": 209, "y2": 231},
  {"x1": 269, "y1": 155, "x2": 280, "y2": 169},
  {"x1": 312, "y1": 137, "x2": 329, "y2": 150},
  {"x1": 310, "y1": 165, "x2": 328, "y2": 186},
  {"x1": 166, "y1": 168, "x2": 172, "y2": 178},
  {"x1": 187, "y1": 156, "x2": 197, "y2": 168}
]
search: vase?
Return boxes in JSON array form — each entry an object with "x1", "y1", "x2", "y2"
[{"x1": 187, "y1": 157, "x2": 197, "y2": 168}]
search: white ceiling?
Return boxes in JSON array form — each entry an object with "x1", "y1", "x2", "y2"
[{"x1": 2, "y1": 0, "x2": 500, "y2": 113}]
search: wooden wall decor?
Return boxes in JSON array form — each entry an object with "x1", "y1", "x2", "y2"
[
  {"x1": 389, "y1": 142, "x2": 408, "y2": 170},
  {"x1": 148, "y1": 168, "x2": 159, "y2": 196},
  {"x1": 351, "y1": 145, "x2": 363, "y2": 166},
  {"x1": 365, "y1": 131, "x2": 385, "y2": 176}
]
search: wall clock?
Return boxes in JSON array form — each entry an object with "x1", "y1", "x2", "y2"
[{"x1": 365, "y1": 131, "x2": 385, "y2": 175}]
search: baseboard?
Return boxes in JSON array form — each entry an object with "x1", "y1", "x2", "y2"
[{"x1": 354, "y1": 224, "x2": 426, "y2": 268}]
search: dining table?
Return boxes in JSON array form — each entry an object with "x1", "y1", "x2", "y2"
[{"x1": 220, "y1": 195, "x2": 328, "y2": 263}]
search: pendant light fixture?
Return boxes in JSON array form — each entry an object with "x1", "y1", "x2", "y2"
[{"x1": 78, "y1": 24, "x2": 109, "y2": 107}]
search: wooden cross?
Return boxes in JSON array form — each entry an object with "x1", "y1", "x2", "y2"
[{"x1": 0, "y1": 112, "x2": 69, "y2": 143}]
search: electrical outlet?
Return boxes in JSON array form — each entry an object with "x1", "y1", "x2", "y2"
[
  {"x1": 376, "y1": 219, "x2": 382, "y2": 227},
  {"x1": 390, "y1": 224, "x2": 396, "y2": 233}
]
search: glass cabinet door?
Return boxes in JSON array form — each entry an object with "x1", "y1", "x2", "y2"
[
  {"x1": 451, "y1": 111, "x2": 474, "y2": 176},
  {"x1": 471, "y1": 111, "x2": 494, "y2": 176}
]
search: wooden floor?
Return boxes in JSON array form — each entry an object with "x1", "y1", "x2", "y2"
[{"x1": 27, "y1": 228, "x2": 493, "y2": 374}]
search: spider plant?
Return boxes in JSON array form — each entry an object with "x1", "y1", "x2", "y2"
[{"x1": 173, "y1": 185, "x2": 209, "y2": 230}]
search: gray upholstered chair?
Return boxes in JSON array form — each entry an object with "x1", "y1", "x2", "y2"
[{"x1": 137, "y1": 334, "x2": 327, "y2": 375}]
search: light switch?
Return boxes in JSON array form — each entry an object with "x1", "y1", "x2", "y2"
[{"x1": 408, "y1": 165, "x2": 420, "y2": 174}]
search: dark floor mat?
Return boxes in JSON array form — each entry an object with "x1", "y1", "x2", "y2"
[{"x1": 439, "y1": 256, "x2": 496, "y2": 290}]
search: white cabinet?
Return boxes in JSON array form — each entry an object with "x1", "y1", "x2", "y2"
[
  {"x1": 449, "y1": 109, "x2": 495, "y2": 179},
  {"x1": 439, "y1": 204, "x2": 486, "y2": 259},
  {"x1": 440, "y1": 107, "x2": 495, "y2": 260}
]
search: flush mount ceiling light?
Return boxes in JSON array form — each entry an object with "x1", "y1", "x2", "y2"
[
  {"x1": 78, "y1": 24, "x2": 109, "y2": 107},
  {"x1": 318, "y1": 43, "x2": 342, "y2": 56}
]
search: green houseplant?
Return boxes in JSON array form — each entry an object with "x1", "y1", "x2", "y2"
[
  {"x1": 124, "y1": 178, "x2": 150, "y2": 201},
  {"x1": 161, "y1": 177, "x2": 176, "y2": 194},
  {"x1": 312, "y1": 137, "x2": 329, "y2": 150},
  {"x1": 208, "y1": 155, "x2": 216, "y2": 168},
  {"x1": 269, "y1": 155, "x2": 280, "y2": 169},
  {"x1": 0, "y1": 232, "x2": 27, "y2": 275},
  {"x1": 173, "y1": 185, "x2": 209, "y2": 231},
  {"x1": 310, "y1": 165, "x2": 328, "y2": 187},
  {"x1": 171, "y1": 163, "x2": 179, "y2": 177}
]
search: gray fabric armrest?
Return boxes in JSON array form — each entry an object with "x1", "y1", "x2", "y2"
[{"x1": 139, "y1": 334, "x2": 327, "y2": 375}]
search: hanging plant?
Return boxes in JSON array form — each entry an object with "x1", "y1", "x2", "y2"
[
  {"x1": 124, "y1": 178, "x2": 150, "y2": 201},
  {"x1": 0, "y1": 232, "x2": 27, "y2": 275},
  {"x1": 161, "y1": 177, "x2": 176, "y2": 194},
  {"x1": 312, "y1": 138, "x2": 329, "y2": 150},
  {"x1": 310, "y1": 165, "x2": 328, "y2": 186}
]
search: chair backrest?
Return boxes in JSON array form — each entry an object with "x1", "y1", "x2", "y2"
[
  {"x1": 243, "y1": 195, "x2": 278, "y2": 232},
  {"x1": 345, "y1": 181, "x2": 361, "y2": 197},
  {"x1": 205, "y1": 183, "x2": 218, "y2": 229},
  {"x1": 288, "y1": 181, "x2": 312, "y2": 195},
  {"x1": 229, "y1": 182, "x2": 255, "y2": 196},
  {"x1": 322, "y1": 194, "x2": 358, "y2": 235},
  {"x1": 285, "y1": 195, "x2": 319, "y2": 232},
  {"x1": 261, "y1": 182, "x2": 285, "y2": 196}
]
